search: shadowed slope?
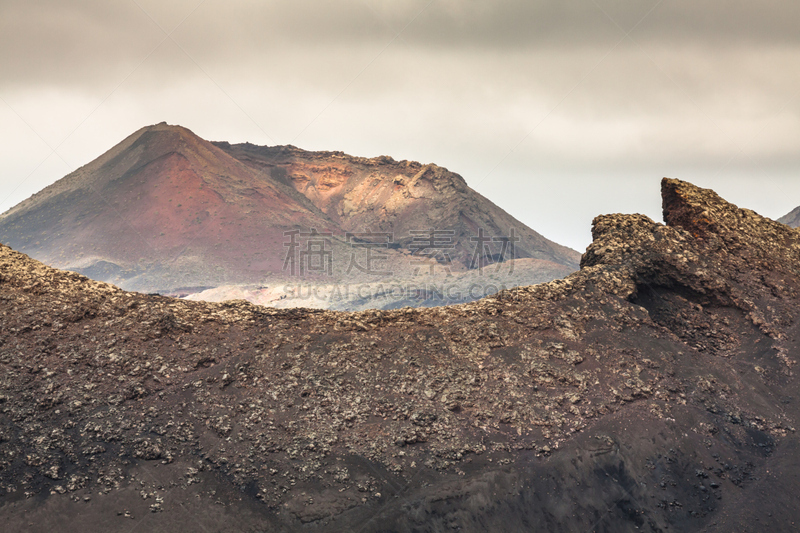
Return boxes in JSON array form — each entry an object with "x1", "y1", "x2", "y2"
[{"x1": 778, "y1": 205, "x2": 800, "y2": 228}]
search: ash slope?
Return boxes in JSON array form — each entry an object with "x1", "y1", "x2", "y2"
[
  {"x1": 1, "y1": 179, "x2": 800, "y2": 532},
  {"x1": 779, "y1": 205, "x2": 800, "y2": 228}
]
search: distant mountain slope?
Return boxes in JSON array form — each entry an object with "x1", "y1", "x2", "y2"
[
  {"x1": 0, "y1": 123, "x2": 376, "y2": 291},
  {"x1": 778, "y1": 206, "x2": 800, "y2": 228},
  {"x1": 215, "y1": 141, "x2": 580, "y2": 270},
  {"x1": 0, "y1": 123, "x2": 578, "y2": 296}
]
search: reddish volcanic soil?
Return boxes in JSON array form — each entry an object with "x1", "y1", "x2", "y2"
[
  {"x1": 0, "y1": 122, "x2": 580, "y2": 295},
  {"x1": 0, "y1": 124, "x2": 354, "y2": 290}
]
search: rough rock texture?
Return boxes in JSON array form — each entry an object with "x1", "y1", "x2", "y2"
[
  {"x1": 1, "y1": 178, "x2": 799, "y2": 531},
  {"x1": 778, "y1": 205, "x2": 800, "y2": 228},
  {"x1": 0, "y1": 123, "x2": 578, "y2": 296}
]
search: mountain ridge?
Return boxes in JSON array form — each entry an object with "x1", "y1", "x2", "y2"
[{"x1": 214, "y1": 140, "x2": 580, "y2": 269}]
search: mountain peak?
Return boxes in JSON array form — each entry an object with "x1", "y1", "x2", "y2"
[
  {"x1": 0, "y1": 123, "x2": 340, "y2": 289},
  {"x1": 130, "y1": 121, "x2": 209, "y2": 149},
  {"x1": 143, "y1": 120, "x2": 184, "y2": 131}
]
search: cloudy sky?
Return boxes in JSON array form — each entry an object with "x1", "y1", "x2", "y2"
[{"x1": 1, "y1": 0, "x2": 799, "y2": 251}]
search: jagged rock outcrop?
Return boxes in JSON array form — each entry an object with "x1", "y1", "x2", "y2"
[{"x1": 1, "y1": 178, "x2": 799, "y2": 532}]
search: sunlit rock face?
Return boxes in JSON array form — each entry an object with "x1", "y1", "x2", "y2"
[{"x1": 216, "y1": 140, "x2": 580, "y2": 269}]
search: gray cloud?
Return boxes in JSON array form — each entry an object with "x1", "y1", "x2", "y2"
[{"x1": 5, "y1": 1, "x2": 800, "y2": 85}]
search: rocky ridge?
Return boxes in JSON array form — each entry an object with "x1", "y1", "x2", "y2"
[{"x1": 1, "y1": 178, "x2": 799, "y2": 531}]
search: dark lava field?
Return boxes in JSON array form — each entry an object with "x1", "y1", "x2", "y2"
[{"x1": 1, "y1": 178, "x2": 799, "y2": 532}]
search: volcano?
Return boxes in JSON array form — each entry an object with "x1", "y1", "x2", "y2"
[
  {"x1": 214, "y1": 140, "x2": 579, "y2": 270},
  {"x1": 0, "y1": 123, "x2": 579, "y2": 296},
  {"x1": 0, "y1": 122, "x2": 343, "y2": 291}
]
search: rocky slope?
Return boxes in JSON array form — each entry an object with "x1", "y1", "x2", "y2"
[
  {"x1": 778, "y1": 205, "x2": 800, "y2": 228},
  {"x1": 215, "y1": 141, "x2": 580, "y2": 270},
  {"x1": 0, "y1": 123, "x2": 578, "y2": 298},
  {"x1": 1, "y1": 178, "x2": 799, "y2": 531}
]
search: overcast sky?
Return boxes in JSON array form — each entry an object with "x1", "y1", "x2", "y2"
[{"x1": 1, "y1": 0, "x2": 799, "y2": 252}]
